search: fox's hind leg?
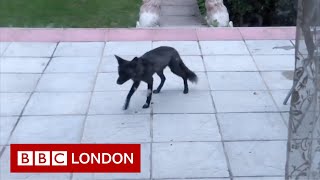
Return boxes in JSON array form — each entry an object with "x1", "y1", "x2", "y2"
[
  {"x1": 183, "y1": 78, "x2": 188, "y2": 94},
  {"x1": 153, "y1": 71, "x2": 166, "y2": 94},
  {"x1": 169, "y1": 61, "x2": 189, "y2": 94}
]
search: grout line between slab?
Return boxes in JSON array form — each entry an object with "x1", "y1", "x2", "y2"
[
  {"x1": 71, "y1": 42, "x2": 107, "y2": 180},
  {"x1": 150, "y1": 99, "x2": 154, "y2": 179},
  {"x1": 0, "y1": 42, "x2": 59, "y2": 158},
  {"x1": 197, "y1": 41, "x2": 233, "y2": 180},
  {"x1": 78, "y1": 42, "x2": 106, "y2": 142},
  {"x1": 0, "y1": 42, "x2": 11, "y2": 57}
]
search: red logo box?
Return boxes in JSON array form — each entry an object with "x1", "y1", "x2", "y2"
[{"x1": 10, "y1": 144, "x2": 141, "y2": 173}]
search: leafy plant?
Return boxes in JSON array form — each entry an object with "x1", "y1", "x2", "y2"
[
  {"x1": 197, "y1": 0, "x2": 206, "y2": 16},
  {"x1": 197, "y1": 0, "x2": 296, "y2": 27}
]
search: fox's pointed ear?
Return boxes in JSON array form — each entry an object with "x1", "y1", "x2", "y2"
[
  {"x1": 132, "y1": 57, "x2": 139, "y2": 62},
  {"x1": 115, "y1": 55, "x2": 127, "y2": 65}
]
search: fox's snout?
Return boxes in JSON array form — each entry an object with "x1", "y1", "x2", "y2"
[
  {"x1": 117, "y1": 77, "x2": 127, "y2": 85},
  {"x1": 117, "y1": 79, "x2": 124, "y2": 85}
]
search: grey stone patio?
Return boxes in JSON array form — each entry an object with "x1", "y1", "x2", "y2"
[
  {"x1": 160, "y1": 0, "x2": 205, "y2": 27},
  {"x1": 0, "y1": 40, "x2": 294, "y2": 180}
]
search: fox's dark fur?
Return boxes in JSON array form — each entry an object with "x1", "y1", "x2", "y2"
[{"x1": 115, "y1": 46, "x2": 198, "y2": 110}]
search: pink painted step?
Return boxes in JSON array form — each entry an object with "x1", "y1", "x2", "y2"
[{"x1": 0, "y1": 27, "x2": 296, "y2": 42}]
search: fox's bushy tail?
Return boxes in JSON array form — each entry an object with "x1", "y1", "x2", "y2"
[{"x1": 180, "y1": 61, "x2": 198, "y2": 83}]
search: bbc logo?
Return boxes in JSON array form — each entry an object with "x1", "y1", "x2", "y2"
[
  {"x1": 17, "y1": 151, "x2": 67, "y2": 166},
  {"x1": 11, "y1": 144, "x2": 140, "y2": 173}
]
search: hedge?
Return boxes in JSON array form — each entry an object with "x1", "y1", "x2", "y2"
[{"x1": 197, "y1": 0, "x2": 297, "y2": 27}]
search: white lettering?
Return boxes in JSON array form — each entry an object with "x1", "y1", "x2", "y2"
[
  {"x1": 72, "y1": 153, "x2": 79, "y2": 164},
  {"x1": 124, "y1": 153, "x2": 134, "y2": 164},
  {"x1": 112, "y1": 153, "x2": 123, "y2": 164},
  {"x1": 17, "y1": 151, "x2": 33, "y2": 166},
  {"x1": 52, "y1": 151, "x2": 67, "y2": 166},
  {"x1": 102, "y1": 153, "x2": 111, "y2": 164},
  {"x1": 91, "y1": 153, "x2": 100, "y2": 164},
  {"x1": 79, "y1": 153, "x2": 90, "y2": 164},
  {"x1": 71, "y1": 153, "x2": 134, "y2": 164}
]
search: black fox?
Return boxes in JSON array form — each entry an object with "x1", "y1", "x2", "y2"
[{"x1": 115, "y1": 46, "x2": 198, "y2": 110}]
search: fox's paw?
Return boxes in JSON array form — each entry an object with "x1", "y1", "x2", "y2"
[
  {"x1": 183, "y1": 89, "x2": 189, "y2": 94},
  {"x1": 153, "y1": 89, "x2": 160, "y2": 94},
  {"x1": 142, "y1": 103, "x2": 150, "y2": 109},
  {"x1": 123, "y1": 102, "x2": 129, "y2": 110}
]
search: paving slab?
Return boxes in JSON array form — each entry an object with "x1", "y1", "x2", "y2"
[
  {"x1": 23, "y1": 92, "x2": 91, "y2": 115},
  {"x1": 0, "y1": 42, "x2": 10, "y2": 55},
  {"x1": 0, "y1": 74, "x2": 41, "y2": 92},
  {"x1": 160, "y1": 16, "x2": 204, "y2": 27},
  {"x1": 0, "y1": 146, "x2": 3, "y2": 156},
  {"x1": 0, "y1": 147, "x2": 71, "y2": 180},
  {"x1": 104, "y1": 41, "x2": 152, "y2": 56},
  {"x1": 3, "y1": 42, "x2": 57, "y2": 57},
  {"x1": 245, "y1": 40, "x2": 294, "y2": 55},
  {"x1": 200, "y1": 41, "x2": 250, "y2": 55},
  {"x1": 270, "y1": 90, "x2": 291, "y2": 112},
  {"x1": 180, "y1": 56, "x2": 205, "y2": 72},
  {"x1": 153, "y1": 41, "x2": 201, "y2": 55},
  {"x1": 0, "y1": 57, "x2": 49, "y2": 73},
  {"x1": 54, "y1": 42, "x2": 104, "y2": 57},
  {"x1": 154, "y1": 71, "x2": 209, "y2": 91},
  {"x1": 225, "y1": 141, "x2": 286, "y2": 176},
  {"x1": 203, "y1": 55, "x2": 258, "y2": 72},
  {"x1": 152, "y1": 142, "x2": 229, "y2": 178},
  {"x1": 45, "y1": 57, "x2": 100, "y2": 73},
  {"x1": 281, "y1": 112, "x2": 290, "y2": 125},
  {"x1": 10, "y1": 116, "x2": 84, "y2": 144},
  {"x1": 207, "y1": 72, "x2": 267, "y2": 90},
  {"x1": 161, "y1": 0, "x2": 197, "y2": 6},
  {"x1": 153, "y1": 114, "x2": 221, "y2": 142},
  {"x1": 153, "y1": 91, "x2": 215, "y2": 114},
  {"x1": 0, "y1": 116, "x2": 18, "y2": 145},
  {"x1": 72, "y1": 143, "x2": 150, "y2": 180},
  {"x1": 234, "y1": 178, "x2": 284, "y2": 180},
  {"x1": 36, "y1": 73, "x2": 96, "y2": 92},
  {"x1": 82, "y1": 115, "x2": 150, "y2": 143},
  {"x1": 212, "y1": 91, "x2": 278, "y2": 113},
  {"x1": 94, "y1": 73, "x2": 147, "y2": 91},
  {"x1": 0, "y1": 93, "x2": 30, "y2": 116},
  {"x1": 218, "y1": 113, "x2": 287, "y2": 141},
  {"x1": 88, "y1": 91, "x2": 151, "y2": 114},
  {"x1": 99, "y1": 55, "x2": 135, "y2": 72},
  {"x1": 261, "y1": 71, "x2": 293, "y2": 90},
  {"x1": 253, "y1": 55, "x2": 295, "y2": 71},
  {"x1": 161, "y1": 179, "x2": 230, "y2": 180},
  {"x1": 161, "y1": 5, "x2": 199, "y2": 16}
]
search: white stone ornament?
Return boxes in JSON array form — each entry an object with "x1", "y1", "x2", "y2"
[
  {"x1": 205, "y1": 0, "x2": 233, "y2": 27},
  {"x1": 136, "y1": 0, "x2": 161, "y2": 27}
]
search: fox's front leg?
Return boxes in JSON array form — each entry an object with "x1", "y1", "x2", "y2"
[
  {"x1": 143, "y1": 78, "x2": 153, "y2": 109},
  {"x1": 123, "y1": 81, "x2": 140, "y2": 110}
]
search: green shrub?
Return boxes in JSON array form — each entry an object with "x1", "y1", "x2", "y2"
[
  {"x1": 197, "y1": 0, "x2": 297, "y2": 26},
  {"x1": 197, "y1": 0, "x2": 206, "y2": 16}
]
